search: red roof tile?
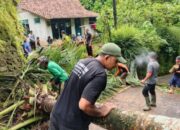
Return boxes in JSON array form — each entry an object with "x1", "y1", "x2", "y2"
[{"x1": 18, "y1": 0, "x2": 98, "y2": 19}]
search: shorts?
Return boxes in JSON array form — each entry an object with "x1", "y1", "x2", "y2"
[{"x1": 169, "y1": 75, "x2": 180, "y2": 88}]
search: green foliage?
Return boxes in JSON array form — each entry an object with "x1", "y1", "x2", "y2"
[
  {"x1": 157, "y1": 26, "x2": 180, "y2": 74},
  {"x1": 98, "y1": 74, "x2": 123, "y2": 101},
  {"x1": 111, "y1": 24, "x2": 166, "y2": 61},
  {"x1": 0, "y1": 0, "x2": 24, "y2": 58},
  {"x1": 80, "y1": 0, "x2": 110, "y2": 11},
  {"x1": 96, "y1": 7, "x2": 113, "y2": 42},
  {"x1": 111, "y1": 25, "x2": 144, "y2": 62},
  {"x1": 43, "y1": 44, "x2": 87, "y2": 74},
  {"x1": 116, "y1": 1, "x2": 180, "y2": 27},
  {"x1": 138, "y1": 21, "x2": 167, "y2": 51}
]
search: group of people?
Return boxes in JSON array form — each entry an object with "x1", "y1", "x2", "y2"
[
  {"x1": 48, "y1": 43, "x2": 126, "y2": 130},
  {"x1": 71, "y1": 28, "x2": 93, "y2": 57},
  {"x1": 37, "y1": 42, "x2": 163, "y2": 130},
  {"x1": 23, "y1": 29, "x2": 179, "y2": 130},
  {"x1": 23, "y1": 28, "x2": 93, "y2": 59},
  {"x1": 22, "y1": 30, "x2": 53, "y2": 58}
]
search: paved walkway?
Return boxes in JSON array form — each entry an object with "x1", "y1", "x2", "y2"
[
  {"x1": 90, "y1": 74, "x2": 180, "y2": 130},
  {"x1": 107, "y1": 86, "x2": 180, "y2": 118}
]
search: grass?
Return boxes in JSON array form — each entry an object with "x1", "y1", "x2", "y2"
[{"x1": 158, "y1": 84, "x2": 180, "y2": 94}]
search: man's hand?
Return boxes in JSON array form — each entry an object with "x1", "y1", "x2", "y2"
[
  {"x1": 173, "y1": 65, "x2": 179, "y2": 70},
  {"x1": 100, "y1": 103, "x2": 116, "y2": 117},
  {"x1": 79, "y1": 98, "x2": 116, "y2": 117},
  {"x1": 141, "y1": 79, "x2": 146, "y2": 84}
]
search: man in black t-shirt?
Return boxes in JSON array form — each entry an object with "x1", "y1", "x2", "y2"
[
  {"x1": 49, "y1": 43, "x2": 127, "y2": 130},
  {"x1": 85, "y1": 28, "x2": 93, "y2": 56}
]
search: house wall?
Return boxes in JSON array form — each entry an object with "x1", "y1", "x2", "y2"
[
  {"x1": 18, "y1": 9, "x2": 53, "y2": 41},
  {"x1": 18, "y1": 10, "x2": 95, "y2": 40}
]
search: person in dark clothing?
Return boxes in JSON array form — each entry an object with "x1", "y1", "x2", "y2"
[
  {"x1": 28, "y1": 31, "x2": 36, "y2": 50},
  {"x1": 49, "y1": 43, "x2": 126, "y2": 130},
  {"x1": 36, "y1": 37, "x2": 41, "y2": 48},
  {"x1": 168, "y1": 56, "x2": 180, "y2": 94},
  {"x1": 85, "y1": 28, "x2": 93, "y2": 56},
  {"x1": 141, "y1": 52, "x2": 159, "y2": 111},
  {"x1": 47, "y1": 36, "x2": 53, "y2": 45}
]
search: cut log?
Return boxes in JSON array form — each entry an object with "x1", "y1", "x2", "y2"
[{"x1": 93, "y1": 110, "x2": 180, "y2": 130}]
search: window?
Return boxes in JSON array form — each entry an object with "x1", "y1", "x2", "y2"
[
  {"x1": 89, "y1": 17, "x2": 96, "y2": 24},
  {"x1": 34, "y1": 17, "x2": 41, "y2": 24}
]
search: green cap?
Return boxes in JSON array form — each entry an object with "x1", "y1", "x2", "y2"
[{"x1": 100, "y1": 43, "x2": 127, "y2": 63}]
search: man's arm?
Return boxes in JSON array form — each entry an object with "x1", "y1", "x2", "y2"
[
  {"x1": 79, "y1": 75, "x2": 115, "y2": 117},
  {"x1": 169, "y1": 66, "x2": 175, "y2": 73},
  {"x1": 79, "y1": 98, "x2": 115, "y2": 117},
  {"x1": 48, "y1": 67, "x2": 62, "y2": 78},
  {"x1": 141, "y1": 64, "x2": 153, "y2": 84},
  {"x1": 114, "y1": 68, "x2": 121, "y2": 76},
  {"x1": 141, "y1": 71, "x2": 152, "y2": 84}
]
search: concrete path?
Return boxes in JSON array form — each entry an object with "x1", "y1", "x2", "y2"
[{"x1": 107, "y1": 86, "x2": 180, "y2": 118}]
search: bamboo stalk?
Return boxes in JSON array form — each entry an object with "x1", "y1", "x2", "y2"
[
  {"x1": 0, "y1": 101, "x2": 24, "y2": 117},
  {"x1": 3, "y1": 64, "x2": 30, "y2": 108},
  {"x1": 8, "y1": 116, "x2": 43, "y2": 130}
]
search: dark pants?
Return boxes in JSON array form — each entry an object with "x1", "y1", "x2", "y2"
[
  {"x1": 86, "y1": 44, "x2": 93, "y2": 56},
  {"x1": 142, "y1": 84, "x2": 156, "y2": 97},
  {"x1": 30, "y1": 41, "x2": 36, "y2": 50}
]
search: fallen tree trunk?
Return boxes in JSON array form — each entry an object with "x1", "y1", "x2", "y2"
[
  {"x1": 93, "y1": 109, "x2": 180, "y2": 130},
  {"x1": 39, "y1": 97, "x2": 180, "y2": 130}
]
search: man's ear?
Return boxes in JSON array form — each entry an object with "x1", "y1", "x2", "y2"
[{"x1": 104, "y1": 55, "x2": 110, "y2": 60}]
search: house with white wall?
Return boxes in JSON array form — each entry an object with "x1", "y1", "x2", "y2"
[{"x1": 18, "y1": 0, "x2": 98, "y2": 40}]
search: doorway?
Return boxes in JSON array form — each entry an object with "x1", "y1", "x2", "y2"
[{"x1": 51, "y1": 19, "x2": 71, "y2": 39}]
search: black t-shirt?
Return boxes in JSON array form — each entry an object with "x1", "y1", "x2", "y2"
[
  {"x1": 175, "y1": 65, "x2": 180, "y2": 77},
  {"x1": 51, "y1": 58, "x2": 107, "y2": 130},
  {"x1": 85, "y1": 32, "x2": 92, "y2": 44}
]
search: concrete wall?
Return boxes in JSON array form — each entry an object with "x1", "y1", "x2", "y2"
[{"x1": 18, "y1": 9, "x2": 53, "y2": 41}]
